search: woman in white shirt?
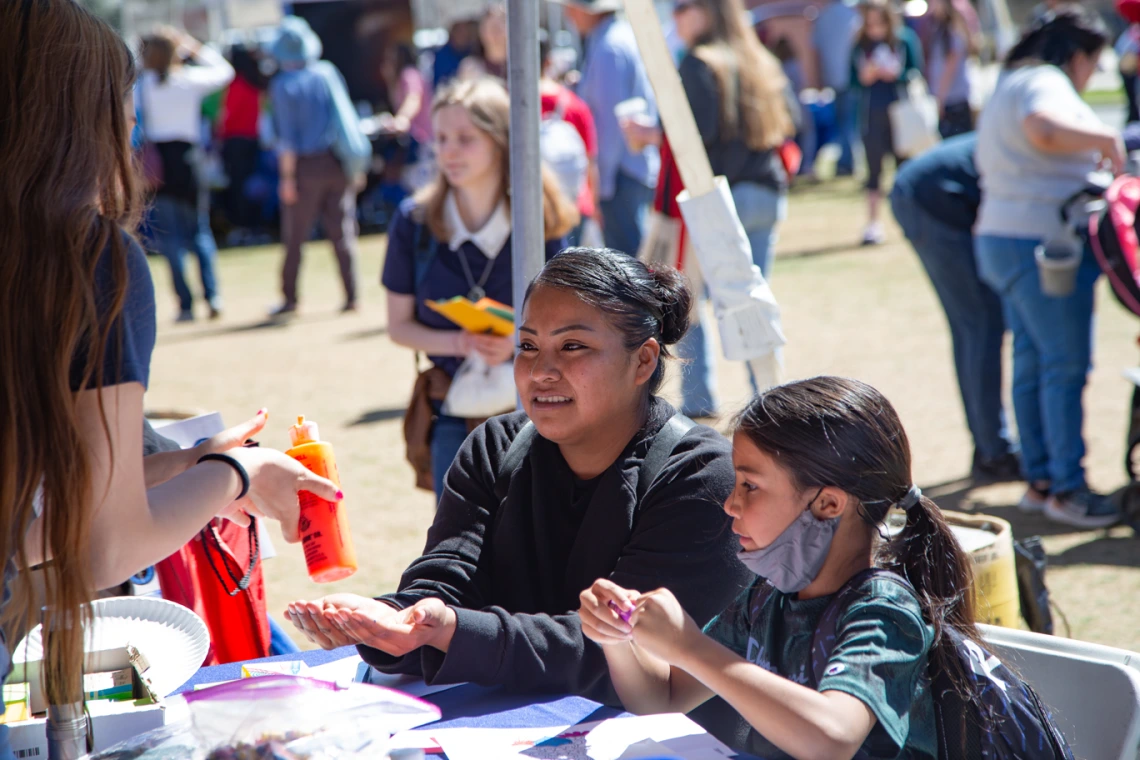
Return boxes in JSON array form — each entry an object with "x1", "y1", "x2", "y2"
[
  {"x1": 974, "y1": 6, "x2": 1122, "y2": 529},
  {"x1": 139, "y1": 28, "x2": 234, "y2": 323}
]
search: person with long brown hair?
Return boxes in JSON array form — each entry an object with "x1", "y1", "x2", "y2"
[
  {"x1": 579, "y1": 376, "x2": 977, "y2": 759},
  {"x1": 379, "y1": 77, "x2": 578, "y2": 499},
  {"x1": 851, "y1": 0, "x2": 923, "y2": 245},
  {"x1": 0, "y1": 0, "x2": 339, "y2": 739},
  {"x1": 621, "y1": 0, "x2": 797, "y2": 417}
]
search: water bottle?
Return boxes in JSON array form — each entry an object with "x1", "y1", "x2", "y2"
[
  {"x1": 46, "y1": 702, "x2": 89, "y2": 760},
  {"x1": 41, "y1": 607, "x2": 91, "y2": 760}
]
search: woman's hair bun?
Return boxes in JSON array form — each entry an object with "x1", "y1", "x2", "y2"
[{"x1": 648, "y1": 265, "x2": 692, "y2": 346}]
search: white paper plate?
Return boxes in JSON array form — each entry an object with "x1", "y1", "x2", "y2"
[{"x1": 13, "y1": 596, "x2": 209, "y2": 698}]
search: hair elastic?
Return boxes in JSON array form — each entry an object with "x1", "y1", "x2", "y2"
[{"x1": 898, "y1": 485, "x2": 923, "y2": 512}]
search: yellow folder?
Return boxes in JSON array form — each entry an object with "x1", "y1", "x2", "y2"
[{"x1": 426, "y1": 297, "x2": 515, "y2": 337}]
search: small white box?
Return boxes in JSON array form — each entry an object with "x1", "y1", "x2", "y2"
[{"x1": 7, "y1": 700, "x2": 165, "y2": 759}]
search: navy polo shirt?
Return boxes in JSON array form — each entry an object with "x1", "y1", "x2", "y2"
[
  {"x1": 70, "y1": 231, "x2": 157, "y2": 391},
  {"x1": 381, "y1": 200, "x2": 564, "y2": 377}
]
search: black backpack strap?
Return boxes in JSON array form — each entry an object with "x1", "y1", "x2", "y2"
[
  {"x1": 636, "y1": 413, "x2": 696, "y2": 501},
  {"x1": 494, "y1": 421, "x2": 537, "y2": 502},
  {"x1": 809, "y1": 567, "x2": 913, "y2": 687}
]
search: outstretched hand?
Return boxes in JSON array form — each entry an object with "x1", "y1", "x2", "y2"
[{"x1": 330, "y1": 597, "x2": 457, "y2": 657}]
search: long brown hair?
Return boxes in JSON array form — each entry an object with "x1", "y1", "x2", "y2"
[
  {"x1": 856, "y1": 0, "x2": 901, "y2": 50},
  {"x1": 735, "y1": 377, "x2": 980, "y2": 699},
  {"x1": 140, "y1": 32, "x2": 177, "y2": 83},
  {"x1": 413, "y1": 77, "x2": 579, "y2": 243},
  {"x1": 0, "y1": 0, "x2": 142, "y2": 705},
  {"x1": 688, "y1": 0, "x2": 795, "y2": 151}
]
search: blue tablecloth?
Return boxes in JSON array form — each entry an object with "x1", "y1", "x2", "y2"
[
  {"x1": 177, "y1": 648, "x2": 762, "y2": 757},
  {"x1": 176, "y1": 646, "x2": 623, "y2": 730}
]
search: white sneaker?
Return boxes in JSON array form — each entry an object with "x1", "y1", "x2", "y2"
[
  {"x1": 861, "y1": 222, "x2": 885, "y2": 246},
  {"x1": 1017, "y1": 482, "x2": 1050, "y2": 514},
  {"x1": 1044, "y1": 488, "x2": 1121, "y2": 529}
]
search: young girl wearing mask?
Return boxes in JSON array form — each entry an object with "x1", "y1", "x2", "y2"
[{"x1": 580, "y1": 376, "x2": 979, "y2": 760}]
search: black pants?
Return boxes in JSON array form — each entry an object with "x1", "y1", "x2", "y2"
[
  {"x1": 1124, "y1": 71, "x2": 1140, "y2": 125},
  {"x1": 939, "y1": 101, "x2": 975, "y2": 139},
  {"x1": 222, "y1": 137, "x2": 261, "y2": 229},
  {"x1": 863, "y1": 106, "x2": 898, "y2": 192}
]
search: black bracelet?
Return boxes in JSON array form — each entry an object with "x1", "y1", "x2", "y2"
[{"x1": 198, "y1": 453, "x2": 250, "y2": 501}]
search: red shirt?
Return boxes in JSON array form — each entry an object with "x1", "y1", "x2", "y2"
[
  {"x1": 541, "y1": 85, "x2": 597, "y2": 218},
  {"x1": 218, "y1": 75, "x2": 261, "y2": 141}
]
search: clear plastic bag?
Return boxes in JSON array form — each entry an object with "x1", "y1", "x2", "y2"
[{"x1": 92, "y1": 676, "x2": 441, "y2": 760}]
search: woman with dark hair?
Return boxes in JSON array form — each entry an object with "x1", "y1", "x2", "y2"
[
  {"x1": 579, "y1": 376, "x2": 978, "y2": 759},
  {"x1": 138, "y1": 27, "x2": 234, "y2": 322},
  {"x1": 218, "y1": 44, "x2": 269, "y2": 239},
  {"x1": 974, "y1": 4, "x2": 1123, "y2": 528},
  {"x1": 0, "y1": 1, "x2": 339, "y2": 749},
  {"x1": 287, "y1": 248, "x2": 750, "y2": 705}
]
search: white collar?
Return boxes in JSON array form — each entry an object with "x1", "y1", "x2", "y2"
[{"x1": 445, "y1": 192, "x2": 511, "y2": 260}]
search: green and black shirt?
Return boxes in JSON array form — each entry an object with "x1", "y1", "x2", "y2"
[{"x1": 704, "y1": 576, "x2": 939, "y2": 759}]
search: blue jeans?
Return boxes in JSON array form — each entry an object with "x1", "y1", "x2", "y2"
[
  {"x1": 676, "y1": 183, "x2": 786, "y2": 415},
  {"x1": 431, "y1": 403, "x2": 470, "y2": 503},
  {"x1": 833, "y1": 89, "x2": 859, "y2": 175},
  {"x1": 891, "y1": 193, "x2": 1015, "y2": 461},
  {"x1": 599, "y1": 172, "x2": 655, "y2": 256},
  {"x1": 150, "y1": 194, "x2": 220, "y2": 312},
  {"x1": 975, "y1": 235, "x2": 1100, "y2": 492}
]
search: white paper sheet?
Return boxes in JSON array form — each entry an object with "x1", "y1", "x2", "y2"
[
  {"x1": 427, "y1": 714, "x2": 735, "y2": 760},
  {"x1": 348, "y1": 658, "x2": 464, "y2": 699}
]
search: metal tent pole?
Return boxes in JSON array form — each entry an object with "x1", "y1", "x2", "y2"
[{"x1": 506, "y1": 0, "x2": 545, "y2": 353}]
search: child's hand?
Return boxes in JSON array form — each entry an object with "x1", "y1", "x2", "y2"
[
  {"x1": 628, "y1": 588, "x2": 700, "y2": 665},
  {"x1": 579, "y1": 578, "x2": 640, "y2": 646}
]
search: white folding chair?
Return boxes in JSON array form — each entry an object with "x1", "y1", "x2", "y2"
[{"x1": 980, "y1": 625, "x2": 1140, "y2": 760}]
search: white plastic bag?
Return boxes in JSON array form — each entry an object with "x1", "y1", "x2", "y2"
[
  {"x1": 442, "y1": 354, "x2": 516, "y2": 418},
  {"x1": 676, "y1": 177, "x2": 786, "y2": 367},
  {"x1": 889, "y1": 77, "x2": 940, "y2": 158},
  {"x1": 92, "y1": 675, "x2": 441, "y2": 760}
]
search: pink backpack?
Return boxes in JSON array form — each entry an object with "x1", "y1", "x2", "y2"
[{"x1": 1089, "y1": 175, "x2": 1140, "y2": 318}]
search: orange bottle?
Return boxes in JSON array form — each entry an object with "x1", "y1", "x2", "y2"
[{"x1": 286, "y1": 416, "x2": 357, "y2": 583}]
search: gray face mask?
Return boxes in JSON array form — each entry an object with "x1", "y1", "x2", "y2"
[{"x1": 737, "y1": 491, "x2": 840, "y2": 593}]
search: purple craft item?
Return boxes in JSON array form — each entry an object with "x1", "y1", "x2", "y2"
[{"x1": 608, "y1": 600, "x2": 633, "y2": 623}]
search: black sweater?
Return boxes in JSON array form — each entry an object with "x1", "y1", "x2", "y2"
[{"x1": 359, "y1": 398, "x2": 751, "y2": 705}]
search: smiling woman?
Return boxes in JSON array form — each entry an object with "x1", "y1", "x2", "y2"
[{"x1": 288, "y1": 248, "x2": 750, "y2": 705}]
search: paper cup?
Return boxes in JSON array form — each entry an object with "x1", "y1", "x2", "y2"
[{"x1": 1035, "y1": 240, "x2": 1082, "y2": 297}]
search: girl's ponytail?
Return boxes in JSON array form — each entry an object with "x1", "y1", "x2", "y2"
[{"x1": 883, "y1": 490, "x2": 978, "y2": 698}]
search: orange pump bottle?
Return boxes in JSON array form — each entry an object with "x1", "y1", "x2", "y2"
[{"x1": 286, "y1": 416, "x2": 357, "y2": 583}]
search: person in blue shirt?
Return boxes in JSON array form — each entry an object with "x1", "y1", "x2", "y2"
[
  {"x1": 380, "y1": 77, "x2": 579, "y2": 499},
  {"x1": 556, "y1": 0, "x2": 660, "y2": 257},
  {"x1": 812, "y1": 0, "x2": 862, "y2": 176},
  {"x1": 268, "y1": 16, "x2": 361, "y2": 316},
  {"x1": 433, "y1": 18, "x2": 480, "y2": 88},
  {"x1": 890, "y1": 134, "x2": 1020, "y2": 482},
  {"x1": 0, "y1": 6, "x2": 340, "y2": 758}
]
